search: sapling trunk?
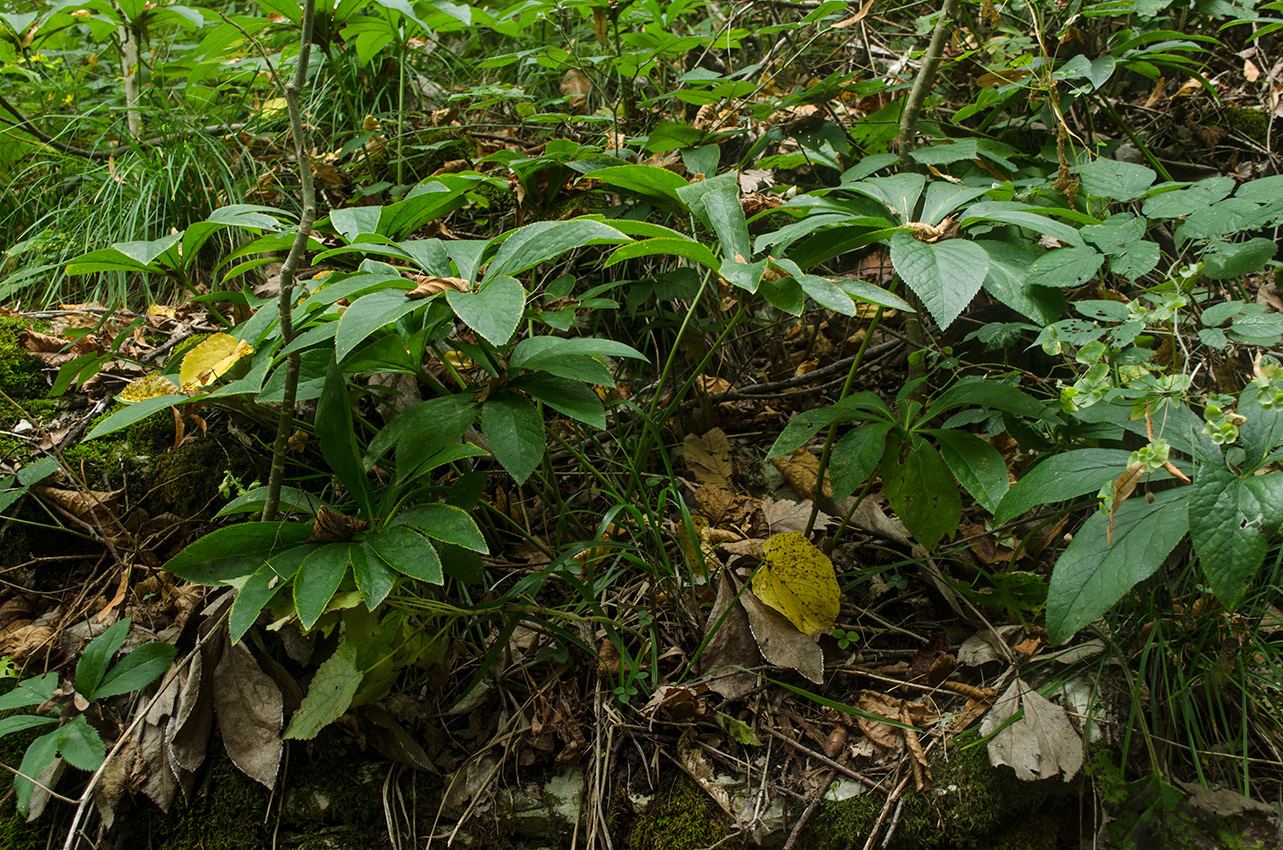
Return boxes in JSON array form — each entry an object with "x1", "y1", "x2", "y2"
[
  {"x1": 118, "y1": 24, "x2": 143, "y2": 140},
  {"x1": 262, "y1": 0, "x2": 318, "y2": 522}
]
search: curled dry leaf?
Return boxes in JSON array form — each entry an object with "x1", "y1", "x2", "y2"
[
  {"x1": 306, "y1": 504, "x2": 370, "y2": 543},
  {"x1": 771, "y1": 449, "x2": 830, "y2": 502},
  {"x1": 740, "y1": 579, "x2": 823, "y2": 684},
  {"x1": 406, "y1": 275, "x2": 470, "y2": 299},
  {"x1": 980, "y1": 677, "x2": 1084, "y2": 781},
  {"x1": 560, "y1": 69, "x2": 591, "y2": 111}
]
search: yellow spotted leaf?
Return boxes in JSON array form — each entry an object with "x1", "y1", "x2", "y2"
[
  {"x1": 752, "y1": 531, "x2": 841, "y2": 638},
  {"x1": 119, "y1": 374, "x2": 179, "y2": 403},
  {"x1": 179, "y1": 333, "x2": 253, "y2": 393}
]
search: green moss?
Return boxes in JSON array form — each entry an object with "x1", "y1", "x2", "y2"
[
  {"x1": 119, "y1": 752, "x2": 271, "y2": 850},
  {"x1": 627, "y1": 775, "x2": 734, "y2": 850},
  {"x1": 0, "y1": 317, "x2": 44, "y2": 400},
  {"x1": 1224, "y1": 107, "x2": 1268, "y2": 145},
  {"x1": 801, "y1": 732, "x2": 1062, "y2": 850},
  {"x1": 140, "y1": 436, "x2": 257, "y2": 518}
]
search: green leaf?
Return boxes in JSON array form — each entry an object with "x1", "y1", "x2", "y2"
[
  {"x1": 446, "y1": 275, "x2": 525, "y2": 346},
  {"x1": 767, "y1": 392, "x2": 891, "y2": 459},
  {"x1": 1202, "y1": 238, "x2": 1276, "y2": 280},
  {"x1": 229, "y1": 547, "x2": 313, "y2": 644},
  {"x1": 676, "y1": 171, "x2": 750, "y2": 260},
  {"x1": 1190, "y1": 462, "x2": 1269, "y2": 608},
  {"x1": 392, "y1": 503, "x2": 488, "y2": 552},
  {"x1": 605, "y1": 236, "x2": 721, "y2": 272},
  {"x1": 961, "y1": 202, "x2": 1086, "y2": 247},
  {"x1": 1141, "y1": 177, "x2": 1234, "y2": 218},
  {"x1": 75, "y1": 619, "x2": 130, "y2": 701},
  {"x1": 316, "y1": 357, "x2": 376, "y2": 518},
  {"x1": 334, "y1": 288, "x2": 420, "y2": 362},
  {"x1": 16, "y1": 718, "x2": 105, "y2": 814},
  {"x1": 93, "y1": 641, "x2": 176, "y2": 700},
  {"x1": 846, "y1": 173, "x2": 925, "y2": 223},
  {"x1": 510, "y1": 336, "x2": 646, "y2": 369},
  {"x1": 1078, "y1": 158, "x2": 1157, "y2": 201},
  {"x1": 889, "y1": 231, "x2": 989, "y2": 331},
  {"x1": 0, "y1": 673, "x2": 57, "y2": 712},
  {"x1": 166, "y1": 522, "x2": 311, "y2": 584},
  {"x1": 975, "y1": 239, "x2": 1067, "y2": 325},
  {"x1": 796, "y1": 275, "x2": 856, "y2": 315},
  {"x1": 930, "y1": 379, "x2": 1048, "y2": 420},
  {"x1": 832, "y1": 278, "x2": 914, "y2": 313},
  {"x1": 283, "y1": 640, "x2": 363, "y2": 740},
  {"x1": 293, "y1": 543, "x2": 352, "y2": 631},
  {"x1": 487, "y1": 220, "x2": 629, "y2": 277},
  {"x1": 1046, "y1": 488, "x2": 1188, "y2": 644},
  {"x1": 829, "y1": 422, "x2": 891, "y2": 501},
  {"x1": 86, "y1": 395, "x2": 189, "y2": 441},
  {"x1": 587, "y1": 164, "x2": 689, "y2": 205},
  {"x1": 994, "y1": 449, "x2": 1135, "y2": 525},
  {"x1": 1026, "y1": 247, "x2": 1104, "y2": 289},
  {"x1": 480, "y1": 391, "x2": 545, "y2": 484},
  {"x1": 0, "y1": 716, "x2": 56, "y2": 739},
  {"x1": 929, "y1": 429, "x2": 1009, "y2": 515},
  {"x1": 365, "y1": 525, "x2": 442, "y2": 584},
  {"x1": 881, "y1": 434, "x2": 960, "y2": 550},
  {"x1": 65, "y1": 233, "x2": 182, "y2": 275},
  {"x1": 512, "y1": 373, "x2": 607, "y2": 429},
  {"x1": 351, "y1": 542, "x2": 397, "y2": 607}
]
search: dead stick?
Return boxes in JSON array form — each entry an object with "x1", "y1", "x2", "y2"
[{"x1": 764, "y1": 727, "x2": 887, "y2": 793}]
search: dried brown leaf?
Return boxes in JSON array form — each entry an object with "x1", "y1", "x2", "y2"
[
  {"x1": 213, "y1": 642, "x2": 284, "y2": 789},
  {"x1": 980, "y1": 677, "x2": 1083, "y2": 781},
  {"x1": 684, "y1": 428, "x2": 734, "y2": 489}
]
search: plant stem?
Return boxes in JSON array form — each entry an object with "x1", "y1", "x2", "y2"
[
  {"x1": 262, "y1": 0, "x2": 318, "y2": 523},
  {"x1": 898, "y1": 0, "x2": 960, "y2": 168},
  {"x1": 805, "y1": 306, "x2": 885, "y2": 536},
  {"x1": 117, "y1": 16, "x2": 143, "y2": 141}
]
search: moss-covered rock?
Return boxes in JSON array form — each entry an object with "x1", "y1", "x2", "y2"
[
  {"x1": 1223, "y1": 107, "x2": 1268, "y2": 145},
  {"x1": 627, "y1": 774, "x2": 738, "y2": 850},
  {"x1": 0, "y1": 317, "x2": 44, "y2": 400}
]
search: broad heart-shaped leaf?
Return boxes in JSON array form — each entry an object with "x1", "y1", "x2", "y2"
[
  {"x1": 351, "y1": 542, "x2": 396, "y2": 607},
  {"x1": 365, "y1": 525, "x2": 443, "y2": 584},
  {"x1": 293, "y1": 543, "x2": 352, "y2": 631},
  {"x1": 316, "y1": 356, "x2": 376, "y2": 519},
  {"x1": 1046, "y1": 488, "x2": 1188, "y2": 644},
  {"x1": 1078, "y1": 158, "x2": 1156, "y2": 202},
  {"x1": 889, "y1": 231, "x2": 988, "y2": 331},
  {"x1": 927, "y1": 428, "x2": 1009, "y2": 515},
  {"x1": 676, "y1": 171, "x2": 750, "y2": 261},
  {"x1": 86, "y1": 394, "x2": 190, "y2": 441},
  {"x1": 511, "y1": 374, "x2": 607, "y2": 429},
  {"x1": 1190, "y1": 462, "x2": 1271, "y2": 608},
  {"x1": 480, "y1": 390, "x2": 544, "y2": 484},
  {"x1": 284, "y1": 640, "x2": 363, "y2": 741},
  {"x1": 1026, "y1": 247, "x2": 1104, "y2": 289},
  {"x1": 751, "y1": 532, "x2": 842, "y2": 637},
  {"x1": 392, "y1": 503, "x2": 488, "y2": 552},
  {"x1": 1203, "y1": 237, "x2": 1277, "y2": 280},
  {"x1": 446, "y1": 275, "x2": 525, "y2": 346},
  {"x1": 486, "y1": 219, "x2": 629, "y2": 278},
  {"x1": 881, "y1": 433, "x2": 961, "y2": 550},
  {"x1": 75, "y1": 619, "x2": 130, "y2": 701},
  {"x1": 829, "y1": 422, "x2": 891, "y2": 501},
  {"x1": 93, "y1": 641, "x2": 177, "y2": 701},
  {"x1": 994, "y1": 448, "x2": 1135, "y2": 525}
]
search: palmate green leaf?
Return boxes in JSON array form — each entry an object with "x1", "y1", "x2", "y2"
[
  {"x1": 974, "y1": 238, "x2": 1066, "y2": 325},
  {"x1": 889, "y1": 230, "x2": 989, "y2": 331},
  {"x1": 480, "y1": 390, "x2": 545, "y2": 484},
  {"x1": 284, "y1": 640, "x2": 363, "y2": 741},
  {"x1": 994, "y1": 448, "x2": 1135, "y2": 525},
  {"x1": 446, "y1": 275, "x2": 525, "y2": 346},
  {"x1": 829, "y1": 422, "x2": 891, "y2": 501},
  {"x1": 1046, "y1": 488, "x2": 1188, "y2": 644},
  {"x1": 881, "y1": 433, "x2": 961, "y2": 550},
  {"x1": 393, "y1": 502, "x2": 489, "y2": 552},
  {"x1": 1190, "y1": 463, "x2": 1274, "y2": 608},
  {"x1": 317, "y1": 357, "x2": 376, "y2": 518},
  {"x1": 293, "y1": 543, "x2": 352, "y2": 631},
  {"x1": 928, "y1": 429, "x2": 1009, "y2": 515}
]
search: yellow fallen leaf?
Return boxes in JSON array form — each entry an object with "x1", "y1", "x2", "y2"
[
  {"x1": 119, "y1": 374, "x2": 179, "y2": 403},
  {"x1": 751, "y1": 531, "x2": 841, "y2": 638},
  {"x1": 179, "y1": 333, "x2": 253, "y2": 393}
]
